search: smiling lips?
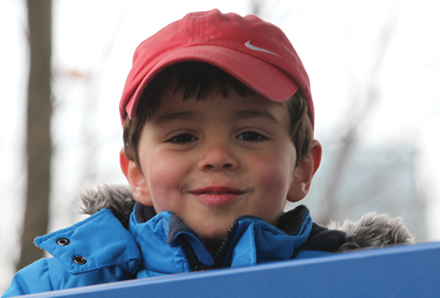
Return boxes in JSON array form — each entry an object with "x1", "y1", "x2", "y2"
[{"x1": 190, "y1": 186, "x2": 246, "y2": 206}]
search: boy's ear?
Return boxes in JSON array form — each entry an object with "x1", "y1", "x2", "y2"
[
  {"x1": 119, "y1": 148, "x2": 153, "y2": 206},
  {"x1": 286, "y1": 140, "x2": 322, "y2": 203}
]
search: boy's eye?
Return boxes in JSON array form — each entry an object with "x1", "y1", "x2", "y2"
[
  {"x1": 167, "y1": 134, "x2": 197, "y2": 144},
  {"x1": 237, "y1": 131, "x2": 267, "y2": 142}
]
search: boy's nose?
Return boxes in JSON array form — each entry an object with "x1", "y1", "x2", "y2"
[{"x1": 197, "y1": 141, "x2": 239, "y2": 172}]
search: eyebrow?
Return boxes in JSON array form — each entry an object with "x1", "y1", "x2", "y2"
[
  {"x1": 154, "y1": 111, "x2": 196, "y2": 126},
  {"x1": 153, "y1": 109, "x2": 280, "y2": 126},
  {"x1": 234, "y1": 110, "x2": 279, "y2": 123}
]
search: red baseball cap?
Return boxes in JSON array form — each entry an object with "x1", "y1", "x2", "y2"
[{"x1": 119, "y1": 9, "x2": 314, "y2": 125}]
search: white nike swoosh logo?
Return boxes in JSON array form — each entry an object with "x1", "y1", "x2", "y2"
[{"x1": 244, "y1": 40, "x2": 281, "y2": 57}]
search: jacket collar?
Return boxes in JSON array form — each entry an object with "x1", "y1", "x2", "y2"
[{"x1": 131, "y1": 203, "x2": 313, "y2": 274}]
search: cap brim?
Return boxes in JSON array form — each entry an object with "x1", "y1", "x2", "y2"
[{"x1": 125, "y1": 45, "x2": 298, "y2": 119}]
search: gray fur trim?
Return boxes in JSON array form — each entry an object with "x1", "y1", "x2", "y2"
[
  {"x1": 78, "y1": 184, "x2": 135, "y2": 228},
  {"x1": 327, "y1": 212, "x2": 415, "y2": 252}
]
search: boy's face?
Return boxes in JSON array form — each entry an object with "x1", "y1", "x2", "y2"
[{"x1": 122, "y1": 85, "x2": 317, "y2": 248}]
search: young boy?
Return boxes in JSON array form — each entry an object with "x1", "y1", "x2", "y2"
[{"x1": 3, "y1": 9, "x2": 414, "y2": 297}]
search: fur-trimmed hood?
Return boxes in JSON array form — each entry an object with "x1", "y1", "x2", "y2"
[{"x1": 79, "y1": 184, "x2": 415, "y2": 252}]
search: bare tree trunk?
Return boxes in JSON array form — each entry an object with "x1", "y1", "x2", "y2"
[{"x1": 18, "y1": 0, "x2": 52, "y2": 270}]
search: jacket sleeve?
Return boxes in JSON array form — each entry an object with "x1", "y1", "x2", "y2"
[
  {"x1": 2, "y1": 258, "x2": 53, "y2": 297},
  {"x1": 3, "y1": 209, "x2": 141, "y2": 297},
  {"x1": 2, "y1": 254, "x2": 138, "y2": 297}
]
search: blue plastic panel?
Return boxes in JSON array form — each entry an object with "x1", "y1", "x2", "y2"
[{"x1": 23, "y1": 242, "x2": 440, "y2": 297}]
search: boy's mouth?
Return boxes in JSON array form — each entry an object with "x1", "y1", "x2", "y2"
[
  {"x1": 190, "y1": 187, "x2": 246, "y2": 206},
  {"x1": 191, "y1": 186, "x2": 246, "y2": 195}
]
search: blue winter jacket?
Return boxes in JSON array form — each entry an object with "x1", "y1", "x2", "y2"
[{"x1": 3, "y1": 203, "x2": 346, "y2": 297}]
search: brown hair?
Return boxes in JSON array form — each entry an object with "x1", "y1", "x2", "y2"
[{"x1": 123, "y1": 62, "x2": 313, "y2": 167}]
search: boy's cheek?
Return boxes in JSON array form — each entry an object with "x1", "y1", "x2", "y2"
[
  {"x1": 144, "y1": 158, "x2": 187, "y2": 209},
  {"x1": 253, "y1": 156, "x2": 294, "y2": 200},
  {"x1": 253, "y1": 151, "x2": 295, "y2": 184}
]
